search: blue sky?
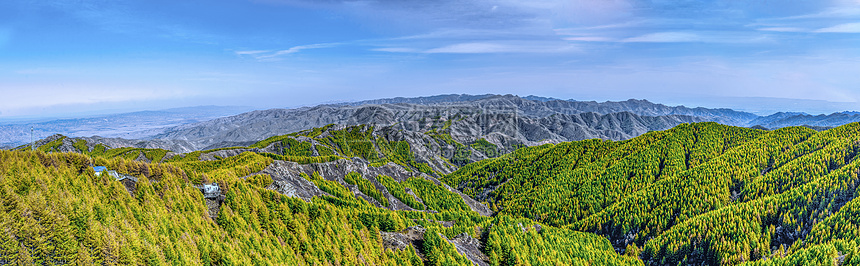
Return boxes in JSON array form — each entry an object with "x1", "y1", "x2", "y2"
[{"x1": 1, "y1": 0, "x2": 859, "y2": 118}]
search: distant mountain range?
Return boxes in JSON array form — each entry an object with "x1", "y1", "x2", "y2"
[
  {"x1": 147, "y1": 94, "x2": 856, "y2": 151},
  {"x1": 150, "y1": 95, "x2": 729, "y2": 151},
  {"x1": 749, "y1": 111, "x2": 860, "y2": 129},
  {"x1": 5, "y1": 94, "x2": 860, "y2": 152}
]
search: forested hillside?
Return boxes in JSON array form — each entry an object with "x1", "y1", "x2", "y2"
[
  {"x1": 19, "y1": 123, "x2": 504, "y2": 176},
  {"x1": 0, "y1": 147, "x2": 637, "y2": 265},
  {"x1": 446, "y1": 122, "x2": 860, "y2": 265},
  {"x1": 8, "y1": 121, "x2": 860, "y2": 265}
]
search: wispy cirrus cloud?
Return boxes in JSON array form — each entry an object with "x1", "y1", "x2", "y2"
[
  {"x1": 555, "y1": 30, "x2": 772, "y2": 44},
  {"x1": 756, "y1": 27, "x2": 807, "y2": 32},
  {"x1": 371, "y1": 47, "x2": 420, "y2": 53},
  {"x1": 815, "y1": 22, "x2": 860, "y2": 33},
  {"x1": 235, "y1": 43, "x2": 339, "y2": 60},
  {"x1": 424, "y1": 42, "x2": 578, "y2": 54},
  {"x1": 622, "y1": 32, "x2": 701, "y2": 43},
  {"x1": 749, "y1": 1, "x2": 860, "y2": 34},
  {"x1": 752, "y1": 23, "x2": 860, "y2": 34},
  {"x1": 373, "y1": 40, "x2": 579, "y2": 54},
  {"x1": 562, "y1": 36, "x2": 613, "y2": 42},
  {"x1": 762, "y1": 4, "x2": 860, "y2": 21}
]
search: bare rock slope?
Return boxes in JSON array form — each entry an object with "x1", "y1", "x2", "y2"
[{"x1": 153, "y1": 95, "x2": 721, "y2": 151}]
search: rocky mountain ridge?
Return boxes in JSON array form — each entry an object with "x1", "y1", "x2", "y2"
[
  {"x1": 750, "y1": 111, "x2": 860, "y2": 130},
  {"x1": 151, "y1": 95, "x2": 727, "y2": 151},
  {"x1": 8, "y1": 94, "x2": 860, "y2": 155}
]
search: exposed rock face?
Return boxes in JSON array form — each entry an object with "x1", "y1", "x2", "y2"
[
  {"x1": 19, "y1": 131, "x2": 197, "y2": 154},
  {"x1": 204, "y1": 196, "x2": 225, "y2": 221},
  {"x1": 134, "y1": 152, "x2": 151, "y2": 163},
  {"x1": 261, "y1": 161, "x2": 330, "y2": 201},
  {"x1": 151, "y1": 94, "x2": 750, "y2": 151},
  {"x1": 119, "y1": 178, "x2": 137, "y2": 197},
  {"x1": 79, "y1": 136, "x2": 197, "y2": 153},
  {"x1": 351, "y1": 94, "x2": 758, "y2": 125},
  {"x1": 427, "y1": 176, "x2": 493, "y2": 217},
  {"x1": 152, "y1": 106, "x2": 361, "y2": 150},
  {"x1": 19, "y1": 134, "x2": 196, "y2": 161},
  {"x1": 449, "y1": 233, "x2": 490, "y2": 266},
  {"x1": 257, "y1": 154, "x2": 496, "y2": 263},
  {"x1": 372, "y1": 126, "x2": 462, "y2": 175},
  {"x1": 198, "y1": 148, "x2": 263, "y2": 161},
  {"x1": 12, "y1": 94, "x2": 860, "y2": 153},
  {"x1": 254, "y1": 159, "x2": 492, "y2": 215},
  {"x1": 257, "y1": 159, "x2": 432, "y2": 208},
  {"x1": 380, "y1": 225, "x2": 491, "y2": 266},
  {"x1": 381, "y1": 226, "x2": 427, "y2": 252}
]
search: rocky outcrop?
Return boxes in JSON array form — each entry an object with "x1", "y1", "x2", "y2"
[
  {"x1": 427, "y1": 176, "x2": 492, "y2": 217},
  {"x1": 79, "y1": 136, "x2": 197, "y2": 153},
  {"x1": 381, "y1": 226, "x2": 427, "y2": 253},
  {"x1": 380, "y1": 225, "x2": 491, "y2": 266},
  {"x1": 261, "y1": 161, "x2": 330, "y2": 201},
  {"x1": 251, "y1": 157, "x2": 492, "y2": 216},
  {"x1": 256, "y1": 159, "x2": 427, "y2": 207},
  {"x1": 449, "y1": 233, "x2": 489, "y2": 266}
]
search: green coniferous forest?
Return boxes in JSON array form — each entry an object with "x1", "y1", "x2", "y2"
[
  {"x1": 0, "y1": 128, "x2": 636, "y2": 265},
  {"x1": 446, "y1": 122, "x2": 860, "y2": 265},
  {"x1": 6, "y1": 122, "x2": 860, "y2": 265}
]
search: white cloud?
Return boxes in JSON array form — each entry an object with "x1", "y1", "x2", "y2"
[
  {"x1": 563, "y1": 36, "x2": 613, "y2": 42},
  {"x1": 761, "y1": 3, "x2": 860, "y2": 21},
  {"x1": 620, "y1": 31, "x2": 773, "y2": 44},
  {"x1": 374, "y1": 41, "x2": 579, "y2": 54},
  {"x1": 271, "y1": 43, "x2": 336, "y2": 55},
  {"x1": 815, "y1": 22, "x2": 860, "y2": 33},
  {"x1": 757, "y1": 27, "x2": 806, "y2": 32},
  {"x1": 553, "y1": 20, "x2": 645, "y2": 35},
  {"x1": 234, "y1": 50, "x2": 270, "y2": 55},
  {"x1": 372, "y1": 47, "x2": 419, "y2": 53},
  {"x1": 622, "y1": 32, "x2": 701, "y2": 43},
  {"x1": 425, "y1": 43, "x2": 514, "y2": 53},
  {"x1": 236, "y1": 43, "x2": 338, "y2": 60}
]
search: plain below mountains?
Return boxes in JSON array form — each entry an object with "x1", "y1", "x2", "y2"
[{"x1": 0, "y1": 106, "x2": 254, "y2": 149}]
